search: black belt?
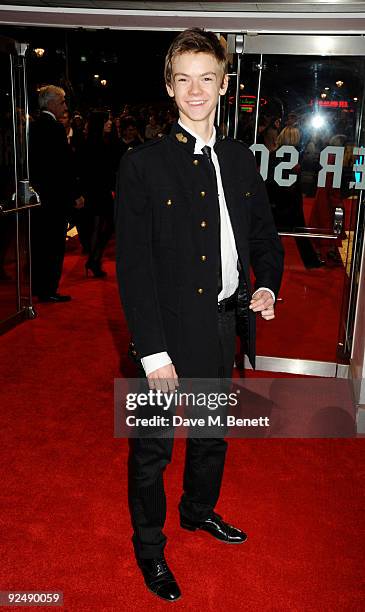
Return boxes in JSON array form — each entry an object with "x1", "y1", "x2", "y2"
[{"x1": 217, "y1": 292, "x2": 238, "y2": 313}]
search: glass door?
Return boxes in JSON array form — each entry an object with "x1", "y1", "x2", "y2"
[
  {"x1": 0, "y1": 36, "x2": 39, "y2": 333},
  {"x1": 221, "y1": 35, "x2": 365, "y2": 376}
]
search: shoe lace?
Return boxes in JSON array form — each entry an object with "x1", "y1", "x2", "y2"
[{"x1": 210, "y1": 512, "x2": 234, "y2": 530}]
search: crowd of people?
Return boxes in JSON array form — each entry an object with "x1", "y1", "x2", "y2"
[
  {"x1": 61, "y1": 103, "x2": 179, "y2": 277},
  {"x1": 28, "y1": 86, "x2": 179, "y2": 301}
]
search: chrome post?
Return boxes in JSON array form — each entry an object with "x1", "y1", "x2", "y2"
[
  {"x1": 253, "y1": 54, "x2": 263, "y2": 145},
  {"x1": 234, "y1": 34, "x2": 243, "y2": 139}
]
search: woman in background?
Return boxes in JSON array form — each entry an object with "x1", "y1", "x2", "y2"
[{"x1": 82, "y1": 111, "x2": 119, "y2": 277}]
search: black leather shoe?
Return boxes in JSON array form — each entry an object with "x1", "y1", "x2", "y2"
[
  {"x1": 138, "y1": 556, "x2": 181, "y2": 602},
  {"x1": 181, "y1": 512, "x2": 247, "y2": 544},
  {"x1": 38, "y1": 294, "x2": 72, "y2": 303},
  {"x1": 305, "y1": 259, "x2": 325, "y2": 269},
  {"x1": 85, "y1": 262, "x2": 107, "y2": 278}
]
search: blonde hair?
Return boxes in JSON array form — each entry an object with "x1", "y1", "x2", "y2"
[
  {"x1": 277, "y1": 127, "x2": 300, "y2": 147},
  {"x1": 164, "y1": 28, "x2": 228, "y2": 86}
]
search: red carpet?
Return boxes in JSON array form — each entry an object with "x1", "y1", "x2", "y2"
[
  {"x1": 255, "y1": 195, "x2": 351, "y2": 362},
  {"x1": 255, "y1": 235, "x2": 346, "y2": 362},
  {"x1": 0, "y1": 242, "x2": 364, "y2": 611}
]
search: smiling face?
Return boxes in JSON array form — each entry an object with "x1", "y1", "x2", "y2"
[{"x1": 166, "y1": 52, "x2": 228, "y2": 133}]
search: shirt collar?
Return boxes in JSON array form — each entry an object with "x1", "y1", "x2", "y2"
[
  {"x1": 178, "y1": 119, "x2": 216, "y2": 154},
  {"x1": 42, "y1": 110, "x2": 57, "y2": 121}
]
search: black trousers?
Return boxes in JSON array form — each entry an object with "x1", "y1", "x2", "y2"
[
  {"x1": 128, "y1": 308, "x2": 237, "y2": 559},
  {"x1": 71, "y1": 207, "x2": 92, "y2": 253},
  {"x1": 31, "y1": 206, "x2": 68, "y2": 297},
  {"x1": 87, "y1": 211, "x2": 114, "y2": 267}
]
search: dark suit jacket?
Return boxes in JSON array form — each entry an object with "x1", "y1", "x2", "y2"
[
  {"x1": 29, "y1": 111, "x2": 81, "y2": 214},
  {"x1": 115, "y1": 122, "x2": 284, "y2": 377}
]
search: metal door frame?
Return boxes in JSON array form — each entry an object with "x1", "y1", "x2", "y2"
[
  {"x1": 228, "y1": 33, "x2": 365, "y2": 376},
  {"x1": 2, "y1": 3, "x2": 365, "y2": 34},
  {"x1": 0, "y1": 36, "x2": 38, "y2": 334}
]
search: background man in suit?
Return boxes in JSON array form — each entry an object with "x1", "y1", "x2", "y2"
[
  {"x1": 30, "y1": 85, "x2": 84, "y2": 302},
  {"x1": 116, "y1": 29, "x2": 284, "y2": 602}
]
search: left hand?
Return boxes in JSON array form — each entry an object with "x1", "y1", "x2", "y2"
[{"x1": 249, "y1": 290, "x2": 275, "y2": 320}]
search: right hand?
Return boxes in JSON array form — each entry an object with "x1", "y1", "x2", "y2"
[
  {"x1": 74, "y1": 196, "x2": 85, "y2": 209},
  {"x1": 147, "y1": 363, "x2": 179, "y2": 392}
]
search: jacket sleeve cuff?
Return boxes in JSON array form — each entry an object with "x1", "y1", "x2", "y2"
[{"x1": 141, "y1": 352, "x2": 172, "y2": 376}]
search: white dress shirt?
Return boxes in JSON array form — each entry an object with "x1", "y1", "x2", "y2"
[{"x1": 141, "y1": 120, "x2": 274, "y2": 376}]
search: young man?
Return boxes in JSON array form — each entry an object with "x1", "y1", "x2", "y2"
[{"x1": 116, "y1": 29, "x2": 284, "y2": 602}]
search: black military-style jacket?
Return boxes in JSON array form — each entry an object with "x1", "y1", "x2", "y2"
[{"x1": 115, "y1": 122, "x2": 284, "y2": 377}]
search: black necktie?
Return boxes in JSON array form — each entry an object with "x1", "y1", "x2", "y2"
[{"x1": 202, "y1": 145, "x2": 222, "y2": 294}]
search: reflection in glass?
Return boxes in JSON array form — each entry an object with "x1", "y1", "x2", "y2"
[
  {"x1": 229, "y1": 53, "x2": 365, "y2": 362},
  {"x1": 0, "y1": 53, "x2": 18, "y2": 322},
  {"x1": 0, "y1": 215, "x2": 17, "y2": 321}
]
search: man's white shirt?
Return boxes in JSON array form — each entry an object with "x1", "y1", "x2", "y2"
[{"x1": 42, "y1": 110, "x2": 57, "y2": 120}]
